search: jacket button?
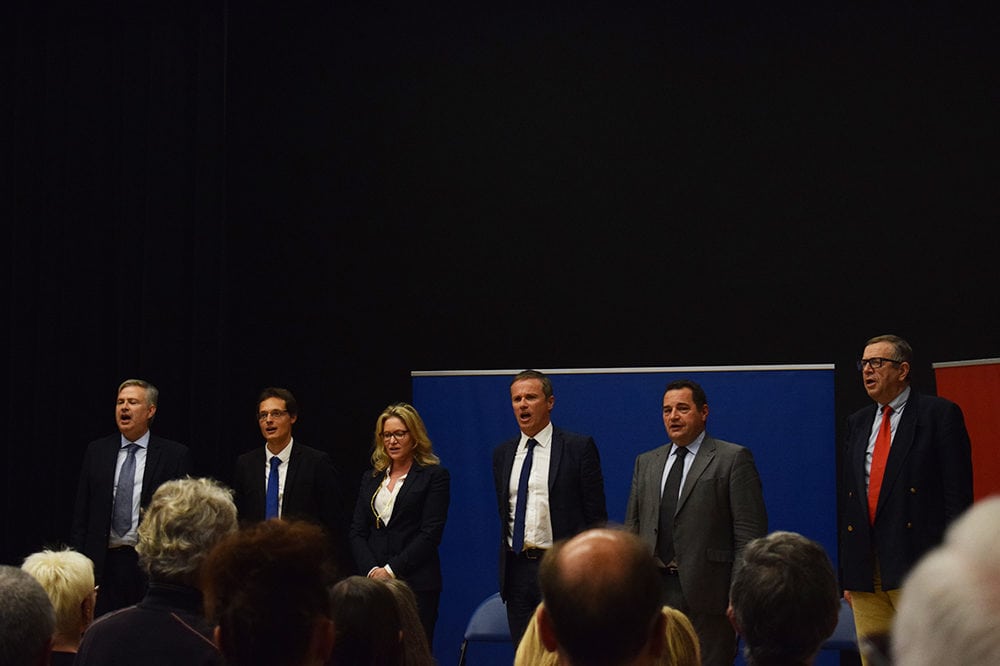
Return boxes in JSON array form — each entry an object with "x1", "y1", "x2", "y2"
[
  {"x1": 847, "y1": 525, "x2": 854, "y2": 532},
  {"x1": 910, "y1": 487, "x2": 917, "y2": 494}
]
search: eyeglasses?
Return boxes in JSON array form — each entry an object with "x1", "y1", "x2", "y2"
[
  {"x1": 257, "y1": 409, "x2": 289, "y2": 421},
  {"x1": 856, "y1": 357, "x2": 902, "y2": 371},
  {"x1": 381, "y1": 430, "x2": 409, "y2": 441}
]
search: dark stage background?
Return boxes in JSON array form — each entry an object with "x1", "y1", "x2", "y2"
[{"x1": 4, "y1": 1, "x2": 998, "y2": 662}]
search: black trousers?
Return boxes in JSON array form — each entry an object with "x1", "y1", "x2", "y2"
[
  {"x1": 503, "y1": 549, "x2": 545, "y2": 648},
  {"x1": 95, "y1": 546, "x2": 147, "y2": 617}
]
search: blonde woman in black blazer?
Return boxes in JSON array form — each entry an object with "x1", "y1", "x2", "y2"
[{"x1": 350, "y1": 402, "x2": 451, "y2": 646}]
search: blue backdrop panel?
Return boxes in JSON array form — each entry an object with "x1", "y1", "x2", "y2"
[{"x1": 413, "y1": 366, "x2": 837, "y2": 665}]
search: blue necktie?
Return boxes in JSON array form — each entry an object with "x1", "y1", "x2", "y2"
[
  {"x1": 112, "y1": 443, "x2": 140, "y2": 537},
  {"x1": 266, "y1": 456, "x2": 281, "y2": 519},
  {"x1": 511, "y1": 438, "x2": 538, "y2": 554}
]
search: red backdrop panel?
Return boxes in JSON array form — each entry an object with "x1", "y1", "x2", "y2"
[{"x1": 934, "y1": 360, "x2": 1000, "y2": 500}]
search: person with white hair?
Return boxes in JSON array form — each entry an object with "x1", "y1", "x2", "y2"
[
  {"x1": 21, "y1": 548, "x2": 97, "y2": 665},
  {"x1": 891, "y1": 495, "x2": 1000, "y2": 666}
]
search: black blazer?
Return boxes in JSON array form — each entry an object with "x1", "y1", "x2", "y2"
[
  {"x1": 71, "y1": 433, "x2": 192, "y2": 580},
  {"x1": 840, "y1": 390, "x2": 974, "y2": 591},
  {"x1": 349, "y1": 462, "x2": 451, "y2": 592},
  {"x1": 491, "y1": 426, "x2": 608, "y2": 598},
  {"x1": 232, "y1": 441, "x2": 352, "y2": 570}
]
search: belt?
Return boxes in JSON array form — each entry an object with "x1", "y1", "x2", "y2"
[{"x1": 512, "y1": 547, "x2": 548, "y2": 561}]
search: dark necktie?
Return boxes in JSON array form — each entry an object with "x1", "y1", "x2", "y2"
[
  {"x1": 868, "y1": 405, "x2": 893, "y2": 525},
  {"x1": 112, "y1": 443, "x2": 140, "y2": 537},
  {"x1": 511, "y1": 438, "x2": 538, "y2": 554},
  {"x1": 266, "y1": 456, "x2": 281, "y2": 519},
  {"x1": 656, "y1": 446, "x2": 688, "y2": 565}
]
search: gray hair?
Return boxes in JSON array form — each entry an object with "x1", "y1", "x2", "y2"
[
  {"x1": 119, "y1": 378, "x2": 159, "y2": 407},
  {"x1": 0, "y1": 564, "x2": 56, "y2": 666},
  {"x1": 137, "y1": 477, "x2": 238, "y2": 585}
]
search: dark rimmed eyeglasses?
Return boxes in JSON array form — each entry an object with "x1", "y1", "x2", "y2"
[{"x1": 856, "y1": 357, "x2": 902, "y2": 371}]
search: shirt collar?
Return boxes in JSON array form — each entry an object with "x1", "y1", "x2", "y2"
[
  {"x1": 121, "y1": 432, "x2": 150, "y2": 449},
  {"x1": 520, "y1": 422, "x2": 554, "y2": 450}
]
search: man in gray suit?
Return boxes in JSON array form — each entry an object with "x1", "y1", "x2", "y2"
[{"x1": 625, "y1": 379, "x2": 767, "y2": 666}]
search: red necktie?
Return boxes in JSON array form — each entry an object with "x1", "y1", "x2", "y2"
[{"x1": 868, "y1": 405, "x2": 893, "y2": 525}]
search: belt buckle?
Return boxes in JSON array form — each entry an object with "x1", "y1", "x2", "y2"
[{"x1": 524, "y1": 548, "x2": 544, "y2": 560}]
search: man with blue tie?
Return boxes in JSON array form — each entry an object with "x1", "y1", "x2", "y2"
[
  {"x1": 232, "y1": 387, "x2": 352, "y2": 574},
  {"x1": 492, "y1": 369, "x2": 608, "y2": 647},
  {"x1": 72, "y1": 379, "x2": 191, "y2": 616}
]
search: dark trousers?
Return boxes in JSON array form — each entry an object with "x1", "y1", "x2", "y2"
[
  {"x1": 413, "y1": 589, "x2": 440, "y2": 648},
  {"x1": 660, "y1": 568, "x2": 738, "y2": 666},
  {"x1": 504, "y1": 550, "x2": 544, "y2": 648},
  {"x1": 95, "y1": 546, "x2": 147, "y2": 617}
]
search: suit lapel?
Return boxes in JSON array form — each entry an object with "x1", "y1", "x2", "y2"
[
  {"x1": 877, "y1": 393, "x2": 918, "y2": 516},
  {"x1": 548, "y1": 429, "x2": 563, "y2": 490},
  {"x1": 501, "y1": 438, "x2": 518, "y2": 502},
  {"x1": 394, "y1": 463, "x2": 420, "y2": 508},
  {"x1": 852, "y1": 406, "x2": 877, "y2": 501},
  {"x1": 283, "y1": 446, "x2": 301, "y2": 509},
  {"x1": 141, "y1": 436, "x2": 162, "y2": 505},
  {"x1": 678, "y1": 438, "x2": 715, "y2": 513}
]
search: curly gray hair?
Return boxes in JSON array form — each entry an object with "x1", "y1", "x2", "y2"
[{"x1": 137, "y1": 477, "x2": 238, "y2": 585}]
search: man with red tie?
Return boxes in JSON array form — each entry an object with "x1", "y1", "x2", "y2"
[{"x1": 840, "y1": 334, "x2": 973, "y2": 666}]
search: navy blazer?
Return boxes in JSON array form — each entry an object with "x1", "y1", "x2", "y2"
[
  {"x1": 71, "y1": 433, "x2": 192, "y2": 580},
  {"x1": 232, "y1": 441, "x2": 352, "y2": 570},
  {"x1": 491, "y1": 426, "x2": 608, "y2": 598},
  {"x1": 840, "y1": 390, "x2": 973, "y2": 591},
  {"x1": 349, "y1": 462, "x2": 450, "y2": 592}
]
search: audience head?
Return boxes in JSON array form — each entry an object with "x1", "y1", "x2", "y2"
[
  {"x1": 537, "y1": 526, "x2": 665, "y2": 666},
  {"x1": 514, "y1": 604, "x2": 559, "y2": 666},
  {"x1": 137, "y1": 476, "x2": 238, "y2": 587},
  {"x1": 892, "y1": 496, "x2": 1000, "y2": 666},
  {"x1": 203, "y1": 519, "x2": 337, "y2": 666},
  {"x1": 516, "y1": 602, "x2": 700, "y2": 666},
  {"x1": 0, "y1": 564, "x2": 55, "y2": 666},
  {"x1": 662, "y1": 606, "x2": 701, "y2": 666},
  {"x1": 20, "y1": 548, "x2": 96, "y2": 649},
  {"x1": 383, "y1": 578, "x2": 434, "y2": 666},
  {"x1": 728, "y1": 531, "x2": 839, "y2": 666},
  {"x1": 327, "y1": 575, "x2": 404, "y2": 666}
]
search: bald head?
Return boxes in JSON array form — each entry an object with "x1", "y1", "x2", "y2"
[{"x1": 538, "y1": 527, "x2": 663, "y2": 666}]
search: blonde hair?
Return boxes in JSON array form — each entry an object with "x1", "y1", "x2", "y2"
[
  {"x1": 371, "y1": 402, "x2": 440, "y2": 473},
  {"x1": 662, "y1": 606, "x2": 701, "y2": 666},
  {"x1": 514, "y1": 604, "x2": 559, "y2": 666},
  {"x1": 21, "y1": 549, "x2": 94, "y2": 640},
  {"x1": 137, "y1": 477, "x2": 238, "y2": 585},
  {"x1": 514, "y1": 604, "x2": 700, "y2": 666}
]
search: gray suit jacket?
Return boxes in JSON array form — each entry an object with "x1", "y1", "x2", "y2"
[{"x1": 625, "y1": 435, "x2": 767, "y2": 615}]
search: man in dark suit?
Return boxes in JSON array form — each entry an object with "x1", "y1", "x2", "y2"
[
  {"x1": 625, "y1": 378, "x2": 767, "y2": 666},
  {"x1": 492, "y1": 369, "x2": 608, "y2": 647},
  {"x1": 232, "y1": 387, "x2": 351, "y2": 574},
  {"x1": 840, "y1": 334, "x2": 973, "y2": 666},
  {"x1": 71, "y1": 378, "x2": 192, "y2": 617}
]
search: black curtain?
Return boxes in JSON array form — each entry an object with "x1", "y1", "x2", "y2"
[{"x1": 4, "y1": 2, "x2": 998, "y2": 569}]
